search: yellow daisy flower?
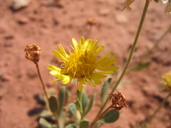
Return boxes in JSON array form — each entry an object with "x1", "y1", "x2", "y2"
[
  {"x1": 161, "y1": 71, "x2": 171, "y2": 93},
  {"x1": 48, "y1": 37, "x2": 119, "y2": 91}
]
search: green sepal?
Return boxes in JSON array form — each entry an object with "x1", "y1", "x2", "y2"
[{"x1": 65, "y1": 124, "x2": 77, "y2": 128}]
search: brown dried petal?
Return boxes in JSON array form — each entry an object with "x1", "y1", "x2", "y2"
[
  {"x1": 109, "y1": 91, "x2": 127, "y2": 110},
  {"x1": 24, "y1": 44, "x2": 42, "y2": 63}
]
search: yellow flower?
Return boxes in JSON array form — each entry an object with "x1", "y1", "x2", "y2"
[
  {"x1": 48, "y1": 37, "x2": 119, "y2": 91},
  {"x1": 161, "y1": 71, "x2": 171, "y2": 93}
]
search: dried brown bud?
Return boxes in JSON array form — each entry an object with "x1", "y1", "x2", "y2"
[
  {"x1": 24, "y1": 44, "x2": 42, "y2": 63},
  {"x1": 109, "y1": 91, "x2": 127, "y2": 110},
  {"x1": 87, "y1": 18, "x2": 97, "y2": 26}
]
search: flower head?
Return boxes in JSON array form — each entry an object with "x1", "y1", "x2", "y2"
[
  {"x1": 24, "y1": 44, "x2": 42, "y2": 63},
  {"x1": 161, "y1": 71, "x2": 171, "y2": 93},
  {"x1": 48, "y1": 37, "x2": 119, "y2": 91}
]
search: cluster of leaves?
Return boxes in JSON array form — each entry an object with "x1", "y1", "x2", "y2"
[{"x1": 39, "y1": 78, "x2": 120, "y2": 128}]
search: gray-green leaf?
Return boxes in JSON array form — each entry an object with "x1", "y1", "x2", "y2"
[
  {"x1": 100, "y1": 78, "x2": 112, "y2": 104},
  {"x1": 79, "y1": 119, "x2": 89, "y2": 128},
  {"x1": 68, "y1": 103, "x2": 79, "y2": 120},
  {"x1": 39, "y1": 117, "x2": 57, "y2": 128},
  {"x1": 83, "y1": 94, "x2": 96, "y2": 117},
  {"x1": 100, "y1": 109, "x2": 119, "y2": 123}
]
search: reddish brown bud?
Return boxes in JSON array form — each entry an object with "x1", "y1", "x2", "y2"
[
  {"x1": 24, "y1": 44, "x2": 42, "y2": 63},
  {"x1": 109, "y1": 91, "x2": 127, "y2": 110}
]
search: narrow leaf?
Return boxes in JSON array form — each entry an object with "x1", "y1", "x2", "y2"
[
  {"x1": 82, "y1": 91, "x2": 88, "y2": 113},
  {"x1": 58, "y1": 86, "x2": 66, "y2": 115},
  {"x1": 100, "y1": 78, "x2": 112, "y2": 104},
  {"x1": 48, "y1": 96, "x2": 58, "y2": 113},
  {"x1": 68, "y1": 103, "x2": 78, "y2": 120},
  {"x1": 134, "y1": 61, "x2": 151, "y2": 70},
  {"x1": 39, "y1": 117, "x2": 57, "y2": 128},
  {"x1": 83, "y1": 94, "x2": 96, "y2": 117}
]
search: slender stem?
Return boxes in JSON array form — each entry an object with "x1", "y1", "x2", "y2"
[
  {"x1": 89, "y1": 104, "x2": 113, "y2": 128},
  {"x1": 93, "y1": 0, "x2": 150, "y2": 120},
  {"x1": 35, "y1": 62, "x2": 59, "y2": 128},
  {"x1": 35, "y1": 62, "x2": 49, "y2": 101},
  {"x1": 140, "y1": 93, "x2": 171, "y2": 128}
]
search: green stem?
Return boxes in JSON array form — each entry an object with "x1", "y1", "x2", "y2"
[
  {"x1": 127, "y1": 25, "x2": 171, "y2": 73},
  {"x1": 140, "y1": 93, "x2": 171, "y2": 128},
  {"x1": 78, "y1": 90, "x2": 83, "y2": 119},
  {"x1": 93, "y1": 0, "x2": 150, "y2": 120}
]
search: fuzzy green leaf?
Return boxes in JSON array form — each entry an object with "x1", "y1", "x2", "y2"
[
  {"x1": 58, "y1": 86, "x2": 66, "y2": 115},
  {"x1": 68, "y1": 103, "x2": 78, "y2": 120},
  {"x1": 83, "y1": 94, "x2": 96, "y2": 117},
  {"x1": 82, "y1": 91, "x2": 88, "y2": 113},
  {"x1": 48, "y1": 96, "x2": 58, "y2": 113},
  {"x1": 39, "y1": 117, "x2": 57, "y2": 128},
  {"x1": 100, "y1": 78, "x2": 112, "y2": 104},
  {"x1": 79, "y1": 119, "x2": 89, "y2": 128},
  {"x1": 100, "y1": 109, "x2": 119, "y2": 123}
]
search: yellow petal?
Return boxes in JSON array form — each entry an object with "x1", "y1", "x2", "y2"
[
  {"x1": 72, "y1": 38, "x2": 78, "y2": 49},
  {"x1": 61, "y1": 75, "x2": 72, "y2": 84},
  {"x1": 78, "y1": 78, "x2": 85, "y2": 91},
  {"x1": 48, "y1": 64, "x2": 61, "y2": 72},
  {"x1": 50, "y1": 71, "x2": 59, "y2": 76}
]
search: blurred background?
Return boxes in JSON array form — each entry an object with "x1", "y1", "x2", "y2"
[{"x1": 0, "y1": 0, "x2": 171, "y2": 128}]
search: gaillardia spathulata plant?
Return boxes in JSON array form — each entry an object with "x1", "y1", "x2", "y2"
[{"x1": 48, "y1": 36, "x2": 119, "y2": 91}]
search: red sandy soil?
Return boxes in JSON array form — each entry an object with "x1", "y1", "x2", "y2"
[{"x1": 0, "y1": 0, "x2": 171, "y2": 128}]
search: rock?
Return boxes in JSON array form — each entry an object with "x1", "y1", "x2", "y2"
[
  {"x1": 99, "y1": 9, "x2": 109, "y2": 16},
  {"x1": 115, "y1": 14, "x2": 128, "y2": 23},
  {"x1": 12, "y1": 0, "x2": 31, "y2": 10},
  {"x1": 17, "y1": 17, "x2": 29, "y2": 24},
  {"x1": 27, "y1": 68, "x2": 37, "y2": 78}
]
